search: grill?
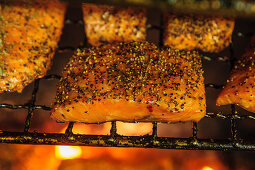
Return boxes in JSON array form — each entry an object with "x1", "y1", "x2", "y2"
[{"x1": 0, "y1": 0, "x2": 255, "y2": 152}]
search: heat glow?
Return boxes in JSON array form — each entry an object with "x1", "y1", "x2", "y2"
[
  {"x1": 55, "y1": 146, "x2": 82, "y2": 160},
  {"x1": 202, "y1": 166, "x2": 214, "y2": 170}
]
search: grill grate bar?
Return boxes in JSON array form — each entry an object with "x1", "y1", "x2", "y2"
[
  {"x1": 65, "y1": 122, "x2": 74, "y2": 135},
  {"x1": 110, "y1": 121, "x2": 117, "y2": 137},
  {"x1": 192, "y1": 122, "x2": 198, "y2": 139},
  {"x1": 205, "y1": 113, "x2": 255, "y2": 120},
  {"x1": 0, "y1": 131, "x2": 254, "y2": 151},
  {"x1": 24, "y1": 79, "x2": 40, "y2": 132},
  {"x1": 152, "y1": 122, "x2": 158, "y2": 137},
  {"x1": 0, "y1": 104, "x2": 29, "y2": 110},
  {"x1": 229, "y1": 41, "x2": 239, "y2": 146},
  {"x1": 228, "y1": 40, "x2": 240, "y2": 149},
  {"x1": 231, "y1": 104, "x2": 238, "y2": 144},
  {"x1": 0, "y1": 104, "x2": 51, "y2": 111}
]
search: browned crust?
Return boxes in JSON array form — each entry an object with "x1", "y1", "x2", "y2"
[
  {"x1": 51, "y1": 41, "x2": 206, "y2": 123},
  {"x1": 0, "y1": 0, "x2": 66, "y2": 93},
  {"x1": 163, "y1": 13, "x2": 235, "y2": 53},
  {"x1": 216, "y1": 48, "x2": 255, "y2": 112},
  {"x1": 82, "y1": 3, "x2": 147, "y2": 46}
]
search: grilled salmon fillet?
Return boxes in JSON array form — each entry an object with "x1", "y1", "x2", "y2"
[
  {"x1": 82, "y1": 3, "x2": 146, "y2": 46},
  {"x1": 163, "y1": 13, "x2": 234, "y2": 53},
  {"x1": 0, "y1": 0, "x2": 66, "y2": 93},
  {"x1": 216, "y1": 48, "x2": 255, "y2": 112},
  {"x1": 51, "y1": 41, "x2": 206, "y2": 123}
]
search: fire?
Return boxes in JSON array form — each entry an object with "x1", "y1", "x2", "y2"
[
  {"x1": 202, "y1": 166, "x2": 214, "y2": 170},
  {"x1": 55, "y1": 146, "x2": 82, "y2": 160}
]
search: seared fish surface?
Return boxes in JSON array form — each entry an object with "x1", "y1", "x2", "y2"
[
  {"x1": 163, "y1": 13, "x2": 234, "y2": 53},
  {"x1": 217, "y1": 48, "x2": 255, "y2": 112},
  {"x1": 51, "y1": 42, "x2": 206, "y2": 123},
  {"x1": 0, "y1": 0, "x2": 66, "y2": 93},
  {"x1": 82, "y1": 3, "x2": 146, "y2": 46}
]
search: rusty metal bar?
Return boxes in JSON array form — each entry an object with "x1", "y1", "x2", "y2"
[
  {"x1": 24, "y1": 79, "x2": 40, "y2": 132},
  {"x1": 229, "y1": 36, "x2": 239, "y2": 147},
  {"x1": 205, "y1": 113, "x2": 255, "y2": 120},
  {"x1": 65, "y1": 122, "x2": 74, "y2": 135},
  {"x1": 110, "y1": 121, "x2": 117, "y2": 137},
  {"x1": 152, "y1": 122, "x2": 158, "y2": 137},
  {"x1": 0, "y1": 104, "x2": 51, "y2": 111},
  {"x1": 192, "y1": 122, "x2": 198, "y2": 140},
  {"x1": 231, "y1": 104, "x2": 238, "y2": 145},
  {"x1": 0, "y1": 131, "x2": 254, "y2": 151},
  {"x1": 0, "y1": 104, "x2": 29, "y2": 110}
]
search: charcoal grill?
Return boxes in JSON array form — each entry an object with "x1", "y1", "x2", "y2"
[{"x1": 0, "y1": 0, "x2": 255, "y2": 152}]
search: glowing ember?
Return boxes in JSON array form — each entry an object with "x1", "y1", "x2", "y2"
[
  {"x1": 202, "y1": 166, "x2": 214, "y2": 170},
  {"x1": 55, "y1": 146, "x2": 82, "y2": 160}
]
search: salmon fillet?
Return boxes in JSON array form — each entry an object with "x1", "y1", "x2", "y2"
[
  {"x1": 0, "y1": 0, "x2": 66, "y2": 93},
  {"x1": 82, "y1": 3, "x2": 146, "y2": 46},
  {"x1": 163, "y1": 13, "x2": 235, "y2": 53},
  {"x1": 216, "y1": 48, "x2": 255, "y2": 112},
  {"x1": 51, "y1": 41, "x2": 206, "y2": 123}
]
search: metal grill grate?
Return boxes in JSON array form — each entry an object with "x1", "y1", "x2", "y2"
[
  {"x1": 0, "y1": 4, "x2": 255, "y2": 151},
  {"x1": 1, "y1": 73, "x2": 254, "y2": 151}
]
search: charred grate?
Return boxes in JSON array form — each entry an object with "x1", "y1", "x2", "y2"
[
  {"x1": 1, "y1": 73, "x2": 254, "y2": 151},
  {"x1": 0, "y1": 7, "x2": 255, "y2": 151}
]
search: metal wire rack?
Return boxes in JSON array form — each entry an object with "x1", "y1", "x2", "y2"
[{"x1": 0, "y1": 3, "x2": 255, "y2": 151}]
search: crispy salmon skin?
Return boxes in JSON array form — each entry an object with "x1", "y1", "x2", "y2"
[
  {"x1": 82, "y1": 3, "x2": 146, "y2": 46},
  {"x1": 163, "y1": 13, "x2": 234, "y2": 53},
  {"x1": 216, "y1": 49, "x2": 255, "y2": 112},
  {"x1": 51, "y1": 42, "x2": 206, "y2": 123},
  {"x1": 0, "y1": 0, "x2": 66, "y2": 93}
]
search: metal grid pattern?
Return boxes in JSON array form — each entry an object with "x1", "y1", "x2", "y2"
[{"x1": 0, "y1": 6, "x2": 255, "y2": 151}]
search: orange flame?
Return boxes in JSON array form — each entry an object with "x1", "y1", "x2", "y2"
[
  {"x1": 202, "y1": 166, "x2": 214, "y2": 170},
  {"x1": 55, "y1": 146, "x2": 82, "y2": 160}
]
